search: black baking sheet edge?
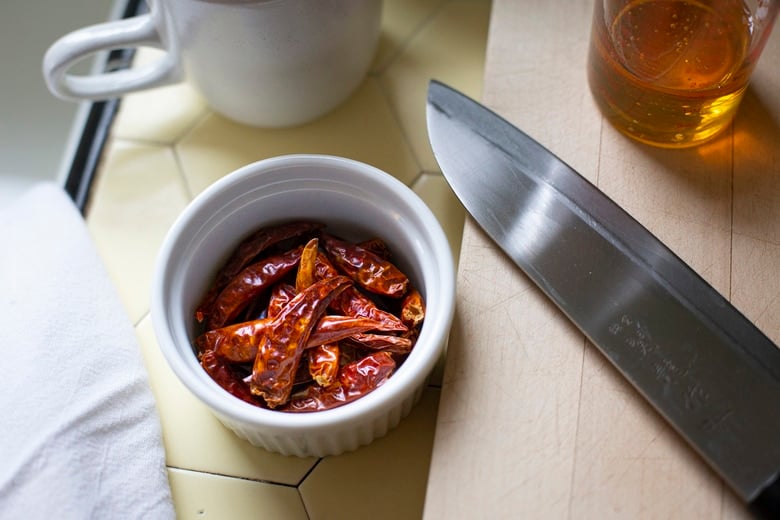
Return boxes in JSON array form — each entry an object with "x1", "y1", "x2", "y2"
[{"x1": 64, "y1": 0, "x2": 147, "y2": 215}]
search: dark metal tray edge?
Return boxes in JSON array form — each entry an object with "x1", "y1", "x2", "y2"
[{"x1": 64, "y1": 0, "x2": 147, "y2": 215}]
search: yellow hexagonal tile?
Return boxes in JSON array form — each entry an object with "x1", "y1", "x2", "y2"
[
  {"x1": 168, "y1": 467, "x2": 308, "y2": 520},
  {"x1": 381, "y1": 0, "x2": 491, "y2": 172},
  {"x1": 176, "y1": 77, "x2": 420, "y2": 196},
  {"x1": 373, "y1": 0, "x2": 447, "y2": 72},
  {"x1": 412, "y1": 171, "x2": 466, "y2": 263},
  {"x1": 298, "y1": 387, "x2": 440, "y2": 520},
  {"x1": 112, "y1": 48, "x2": 209, "y2": 144},
  {"x1": 86, "y1": 140, "x2": 190, "y2": 323}
]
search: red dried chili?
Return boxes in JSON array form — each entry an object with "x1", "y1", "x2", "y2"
[
  {"x1": 200, "y1": 350, "x2": 262, "y2": 406},
  {"x1": 305, "y1": 315, "x2": 385, "y2": 347},
  {"x1": 281, "y1": 351, "x2": 396, "y2": 412},
  {"x1": 400, "y1": 287, "x2": 425, "y2": 329},
  {"x1": 267, "y1": 282, "x2": 296, "y2": 319},
  {"x1": 195, "y1": 221, "x2": 322, "y2": 323},
  {"x1": 358, "y1": 237, "x2": 391, "y2": 259},
  {"x1": 194, "y1": 221, "x2": 426, "y2": 411},
  {"x1": 249, "y1": 275, "x2": 351, "y2": 407},
  {"x1": 205, "y1": 246, "x2": 303, "y2": 330},
  {"x1": 344, "y1": 333, "x2": 413, "y2": 354},
  {"x1": 314, "y1": 252, "x2": 407, "y2": 332},
  {"x1": 200, "y1": 314, "x2": 386, "y2": 363},
  {"x1": 295, "y1": 237, "x2": 319, "y2": 292},
  {"x1": 321, "y1": 233, "x2": 408, "y2": 297},
  {"x1": 307, "y1": 343, "x2": 340, "y2": 387}
]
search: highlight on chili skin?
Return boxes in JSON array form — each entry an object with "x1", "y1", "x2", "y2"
[{"x1": 193, "y1": 221, "x2": 426, "y2": 413}]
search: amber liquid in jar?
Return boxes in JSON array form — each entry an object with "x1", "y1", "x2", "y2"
[{"x1": 588, "y1": 0, "x2": 754, "y2": 148}]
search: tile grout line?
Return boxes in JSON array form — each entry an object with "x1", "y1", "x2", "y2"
[
  {"x1": 371, "y1": 0, "x2": 452, "y2": 77},
  {"x1": 372, "y1": 0, "x2": 455, "y2": 175},
  {"x1": 374, "y1": 76, "x2": 425, "y2": 179},
  {"x1": 172, "y1": 143, "x2": 196, "y2": 202},
  {"x1": 295, "y1": 458, "x2": 324, "y2": 519},
  {"x1": 166, "y1": 464, "x2": 301, "y2": 489}
]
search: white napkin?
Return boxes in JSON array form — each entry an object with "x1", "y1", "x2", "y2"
[{"x1": 0, "y1": 183, "x2": 174, "y2": 519}]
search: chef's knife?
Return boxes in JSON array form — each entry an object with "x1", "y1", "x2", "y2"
[{"x1": 426, "y1": 80, "x2": 780, "y2": 518}]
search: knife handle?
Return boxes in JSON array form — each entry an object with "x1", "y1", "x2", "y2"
[{"x1": 750, "y1": 474, "x2": 779, "y2": 519}]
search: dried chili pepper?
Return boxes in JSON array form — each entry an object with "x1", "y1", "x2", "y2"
[
  {"x1": 200, "y1": 350, "x2": 262, "y2": 406},
  {"x1": 205, "y1": 246, "x2": 303, "y2": 331},
  {"x1": 194, "y1": 221, "x2": 426, "y2": 411},
  {"x1": 250, "y1": 275, "x2": 351, "y2": 407},
  {"x1": 201, "y1": 314, "x2": 385, "y2": 363},
  {"x1": 334, "y1": 290, "x2": 408, "y2": 332},
  {"x1": 400, "y1": 287, "x2": 425, "y2": 329},
  {"x1": 345, "y1": 333, "x2": 413, "y2": 354},
  {"x1": 295, "y1": 237, "x2": 319, "y2": 292},
  {"x1": 321, "y1": 233, "x2": 408, "y2": 297},
  {"x1": 308, "y1": 343, "x2": 340, "y2": 387},
  {"x1": 295, "y1": 238, "x2": 341, "y2": 387},
  {"x1": 358, "y1": 237, "x2": 391, "y2": 259},
  {"x1": 195, "y1": 221, "x2": 322, "y2": 322},
  {"x1": 281, "y1": 351, "x2": 396, "y2": 412},
  {"x1": 198, "y1": 318, "x2": 270, "y2": 361},
  {"x1": 305, "y1": 315, "x2": 385, "y2": 347},
  {"x1": 267, "y1": 283, "x2": 296, "y2": 318},
  {"x1": 314, "y1": 252, "x2": 407, "y2": 332}
]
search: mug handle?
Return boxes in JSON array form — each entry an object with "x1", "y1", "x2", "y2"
[{"x1": 43, "y1": 12, "x2": 180, "y2": 101}]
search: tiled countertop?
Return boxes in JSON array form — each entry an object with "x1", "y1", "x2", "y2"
[{"x1": 84, "y1": 1, "x2": 491, "y2": 518}]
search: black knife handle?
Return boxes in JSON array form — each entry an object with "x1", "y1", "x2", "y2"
[{"x1": 750, "y1": 473, "x2": 780, "y2": 519}]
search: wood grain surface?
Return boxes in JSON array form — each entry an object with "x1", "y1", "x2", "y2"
[{"x1": 424, "y1": 1, "x2": 780, "y2": 517}]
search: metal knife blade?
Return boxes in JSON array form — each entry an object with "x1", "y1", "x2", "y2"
[{"x1": 426, "y1": 80, "x2": 780, "y2": 517}]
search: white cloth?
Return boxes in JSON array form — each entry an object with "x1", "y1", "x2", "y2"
[{"x1": 0, "y1": 183, "x2": 174, "y2": 519}]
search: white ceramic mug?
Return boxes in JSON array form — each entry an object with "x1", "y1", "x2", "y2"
[{"x1": 43, "y1": 0, "x2": 382, "y2": 127}]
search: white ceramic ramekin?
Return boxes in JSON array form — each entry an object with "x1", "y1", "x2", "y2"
[{"x1": 151, "y1": 155, "x2": 455, "y2": 457}]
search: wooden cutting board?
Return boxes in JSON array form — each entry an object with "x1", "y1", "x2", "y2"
[{"x1": 423, "y1": 1, "x2": 780, "y2": 517}]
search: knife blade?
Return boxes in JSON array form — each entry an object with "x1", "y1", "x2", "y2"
[{"x1": 426, "y1": 80, "x2": 780, "y2": 518}]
